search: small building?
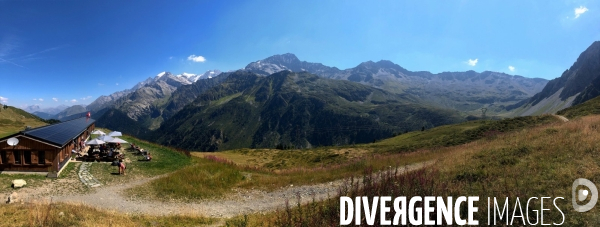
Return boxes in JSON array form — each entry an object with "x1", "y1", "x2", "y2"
[{"x1": 0, "y1": 117, "x2": 95, "y2": 177}]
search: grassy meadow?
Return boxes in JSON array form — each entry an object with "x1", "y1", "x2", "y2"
[
  {"x1": 124, "y1": 115, "x2": 561, "y2": 203},
  {"x1": 1, "y1": 108, "x2": 599, "y2": 226},
  {"x1": 368, "y1": 114, "x2": 558, "y2": 152},
  {"x1": 0, "y1": 106, "x2": 47, "y2": 138},
  {"x1": 127, "y1": 149, "x2": 442, "y2": 202},
  {"x1": 88, "y1": 133, "x2": 192, "y2": 185},
  {"x1": 234, "y1": 115, "x2": 600, "y2": 226},
  {"x1": 0, "y1": 201, "x2": 216, "y2": 227},
  {"x1": 558, "y1": 95, "x2": 600, "y2": 119}
]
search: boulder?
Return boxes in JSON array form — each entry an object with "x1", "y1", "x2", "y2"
[
  {"x1": 12, "y1": 179, "x2": 26, "y2": 188},
  {"x1": 6, "y1": 192, "x2": 18, "y2": 204}
]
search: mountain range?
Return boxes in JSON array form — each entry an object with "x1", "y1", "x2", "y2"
[
  {"x1": 20, "y1": 41, "x2": 600, "y2": 151},
  {"x1": 90, "y1": 54, "x2": 547, "y2": 137},
  {"x1": 510, "y1": 41, "x2": 600, "y2": 115},
  {"x1": 31, "y1": 70, "x2": 222, "y2": 121},
  {"x1": 245, "y1": 53, "x2": 548, "y2": 113},
  {"x1": 106, "y1": 70, "x2": 226, "y2": 130},
  {"x1": 30, "y1": 54, "x2": 549, "y2": 127},
  {"x1": 23, "y1": 104, "x2": 69, "y2": 118},
  {"x1": 149, "y1": 70, "x2": 464, "y2": 151}
]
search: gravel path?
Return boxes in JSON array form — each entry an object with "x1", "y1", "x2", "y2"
[
  {"x1": 19, "y1": 161, "x2": 431, "y2": 218},
  {"x1": 552, "y1": 114, "x2": 569, "y2": 122}
]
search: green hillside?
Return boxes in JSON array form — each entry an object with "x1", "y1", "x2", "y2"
[
  {"x1": 557, "y1": 95, "x2": 600, "y2": 119},
  {"x1": 369, "y1": 114, "x2": 559, "y2": 152},
  {"x1": 252, "y1": 114, "x2": 597, "y2": 226},
  {"x1": 0, "y1": 105, "x2": 48, "y2": 137},
  {"x1": 151, "y1": 70, "x2": 466, "y2": 151},
  {"x1": 95, "y1": 108, "x2": 150, "y2": 138}
]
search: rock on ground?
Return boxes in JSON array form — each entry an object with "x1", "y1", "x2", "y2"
[{"x1": 12, "y1": 179, "x2": 26, "y2": 188}]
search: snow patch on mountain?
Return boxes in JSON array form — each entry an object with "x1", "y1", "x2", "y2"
[{"x1": 170, "y1": 70, "x2": 223, "y2": 83}]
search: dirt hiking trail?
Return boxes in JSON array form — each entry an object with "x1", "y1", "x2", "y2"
[{"x1": 17, "y1": 161, "x2": 432, "y2": 218}]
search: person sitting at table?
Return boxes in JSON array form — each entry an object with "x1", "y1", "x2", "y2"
[{"x1": 108, "y1": 149, "x2": 113, "y2": 157}]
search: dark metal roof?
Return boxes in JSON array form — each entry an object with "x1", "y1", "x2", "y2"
[{"x1": 20, "y1": 117, "x2": 95, "y2": 147}]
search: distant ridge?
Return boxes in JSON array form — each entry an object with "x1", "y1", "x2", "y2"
[
  {"x1": 88, "y1": 52, "x2": 550, "y2": 140},
  {"x1": 245, "y1": 53, "x2": 548, "y2": 114},
  {"x1": 149, "y1": 70, "x2": 465, "y2": 151},
  {"x1": 512, "y1": 41, "x2": 600, "y2": 116}
]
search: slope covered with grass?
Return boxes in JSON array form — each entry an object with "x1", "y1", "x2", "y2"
[
  {"x1": 368, "y1": 114, "x2": 559, "y2": 152},
  {"x1": 0, "y1": 106, "x2": 48, "y2": 137},
  {"x1": 243, "y1": 115, "x2": 599, "y2": 226},
  {"x1": 557, "y1": 95, "x2": 600, "y2": 119},
  {"x1": 151, "y1": 71, "x2": 466, "y2": 151},
  {"x1": 127, "y1": 114, "x2": 561, "y2": 203},
  {"x1": 0, "y1": 202, "x2": 216, "y2": 227},
  {"x1": 88, "y1": 132, "x2": 192, "y2": 185}
]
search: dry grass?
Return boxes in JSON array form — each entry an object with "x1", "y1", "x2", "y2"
[
  {"x1": 0, "y1": 107, "x2": 47, "y2": 138},
  {"x1": 427, "y1": 116, "x2": 600, "y2": 225},
  {"x1": 194, "y1": 147, "x2": 373, "y2": 170},
  {"x1": 367, "y1": 115, "x2": 558, "y2": 153},
  {"x1": 138, "y1": 145, "x2": 457, "y2": 202},
  {"x1": 1, "y1": 114, "x2": 576, "y2": 225},
  {"x1": 233, "y1": 115, "x2": 600, "y2": 226},
  {"x1": 234, "y1": 166, "x2": 443, "y2": 226},
  {"x1": 134, "y1": 116, "x2": 558, "y2": 202},
  {"x1": 440, "y1": 115, "x2": 600, "y2": 223},
  {"x1": 0, "y1": 200, "x2": 216, "y2": 227}
]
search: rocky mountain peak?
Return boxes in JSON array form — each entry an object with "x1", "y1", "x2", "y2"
[
  {"x1": 513, "y1": 41, "x2": 600, "y2": 115},
  {"x1": 263, "y1": 53, "x2": 300, "y2": 64}
]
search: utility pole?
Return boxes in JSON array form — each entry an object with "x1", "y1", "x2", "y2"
[{"x1": 481, "y1": 108, "x2": 487, "y2": 119}]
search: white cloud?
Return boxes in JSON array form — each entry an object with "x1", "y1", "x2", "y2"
[
  {"x1": 0, "y1": 96, "x2": 8, "y2": 103},
  {"x1": 39, "y1": 98, "x2": 44, "y2": 102},
  {"x1": 33, "y1": 98, "x2": 37, "y2": 101},
  {"x1": 187, "y1": 55, "x2": 206, "y2": 63},
  {"x1": 80, "y1": 96, "x2": 92, "y2": 100},
  {"x1": 98, "y1": 83, "x2": 104, "y2": 86},
  {"x1": 508, "y1": 66, "x2": 515, "y2": 72},
  {"x1": 575, "y1": 6, "x2": 588, "y2": 18},
  {"x1": 70, "y1": 99, "x2": 77, "y2": 103},
  {"x1": 52, "y1": 97, "x2": 58, "y2": 102},
  {"x1": 116, "y1": 83, "x2": 119, "y2": 86},
  {"x1": 169, "y1": 56, "x2": 173, "y2": 60},
  {"x1": 466, "y1": 58, "x2": 478, "y2": 66}
]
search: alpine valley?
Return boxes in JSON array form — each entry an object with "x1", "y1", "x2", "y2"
[{"x1": 27, "y1": 41, "x2": 600, "y2": 151}]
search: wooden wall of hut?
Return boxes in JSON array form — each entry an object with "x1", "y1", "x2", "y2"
[{"x1": 0, "y1": 136, "x2": 57, "y2": 172}]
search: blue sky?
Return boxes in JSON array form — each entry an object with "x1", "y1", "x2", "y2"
[{"x1": 1, "y1": 0, "x2": 598, "y2": 108}]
